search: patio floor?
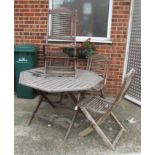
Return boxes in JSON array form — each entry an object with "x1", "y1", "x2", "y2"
[{"x1": 14, "y1": 93, "x2": 141, "y2": 155}]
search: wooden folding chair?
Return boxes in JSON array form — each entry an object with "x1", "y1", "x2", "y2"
[
  {"x1": 86, "y1": 54, "x2": 110, "y2": 98},
  {"x1": 65, "y1": 68, "x2": 136, "y2": 150},
  {"x1": 44, "y1": 7, "x2": 78, "y2": 77}
]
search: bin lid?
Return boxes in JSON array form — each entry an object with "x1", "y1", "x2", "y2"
[{"x1": 14, "y1": 44, "x2": 38, "y2": 53}]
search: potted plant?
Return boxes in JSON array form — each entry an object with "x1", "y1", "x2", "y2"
[
  {"x1": 63, "y1": 38, "x2": 95, "y2": 59},
  {"x1": 80, "y1": 38, "x2": 95, "y2": 58}
]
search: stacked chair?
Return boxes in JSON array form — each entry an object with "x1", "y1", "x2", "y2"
[{"x1": 43, "y1": 7, "x2": 78, "y2": 77}]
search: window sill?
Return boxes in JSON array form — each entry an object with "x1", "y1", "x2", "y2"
[{"x1": 48, "y1": 37, "x2": 113, "y2": 44}]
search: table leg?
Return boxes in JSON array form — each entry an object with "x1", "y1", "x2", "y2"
[
  {"x1": 64, "y1": 109, "x2": 79, "y2": 141},
  {"x1": 27, "y1": 90, "x2": 56, "y2": 125},
  {"x1": 67, "y1": 92, "x2": 85, "y2": 116},
  {"x1": 64, "y1": 92, "x2": 82, "y2": 140},
  {"x1": 67, "y1": 92, "x2": 78, "y2": 105},
  {"x1": 27, "y1": 95, "x2": 43, "y2": 125},
  {"x1": 59, "y1": 92, "x2": 64, "y2": 104},
  {"x1": 37, "y1": 90, "x2": 56, "y2": 108}
]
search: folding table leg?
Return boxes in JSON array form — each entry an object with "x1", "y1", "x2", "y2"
[
  {"x1": 100, "y1": 89, "x2": 106, "y2": 98},
  {"x1": 27, "y1": 90, "x2": 56, "y2": 125},
  {"x1": 59, "y1": 92, "x2": 64, "y2": 104},
  {"x1": 67, "y1": 92, "x2": 85, "y2": 117},
  {"x1": 37, "y1": 90, "x2": 56, "y2": 108},
  {"x1": 67, "y1": 92, "x2": 77, "y2": 105},
  {"x1": 64, "y1": 92, "x2": 81, "y2": 141},
  {"x1": 27, "y1": 95, "x2": 43, "y2": 125}
]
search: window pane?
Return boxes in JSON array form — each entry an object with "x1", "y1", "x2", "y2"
[{"x1": 52, "y1": 0, "x2": 109, "y2": 37}]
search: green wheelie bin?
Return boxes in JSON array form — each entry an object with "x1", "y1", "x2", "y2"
[{"x1": 14, "y1": 44, "x2": 38, "y2": 99}]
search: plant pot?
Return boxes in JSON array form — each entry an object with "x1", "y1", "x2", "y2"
[{"x1": 63, "y1": 48, "x2": 86, "y2": 59}]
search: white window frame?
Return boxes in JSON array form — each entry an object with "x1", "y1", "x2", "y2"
[{"x1": 48, "y1": 0, "x2": 113, "y2": 43}]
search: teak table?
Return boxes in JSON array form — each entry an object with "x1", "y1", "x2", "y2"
[{"x1": 19, "y1": 68, "x2": 103, "y2": 126}]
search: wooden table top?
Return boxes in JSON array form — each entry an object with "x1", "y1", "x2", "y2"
[{"x1": 19, "y1": 68, "x2": 103, "y2": 93}]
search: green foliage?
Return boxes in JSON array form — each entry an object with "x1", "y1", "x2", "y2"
[{"x1": 80, "y1": 38, "x2": 95, "y2": 58}]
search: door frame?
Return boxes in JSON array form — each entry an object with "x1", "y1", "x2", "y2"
[{"x1": 122, "y1": 0, "x2": 141, "y2": 105}]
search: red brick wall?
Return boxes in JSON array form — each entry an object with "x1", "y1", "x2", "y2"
[{"x1": 14, "y1": 0, "x2": 131, "y2": 95}]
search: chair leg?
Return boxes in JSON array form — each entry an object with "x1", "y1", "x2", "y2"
[
  {"x1": 27, "y1": 96, "x2": 43, "y2": 126},
  {"x1": 79, "y1": 111, "x2": 125, "y2": 137},
  {"x1": 79, "y1": 110, "x2": 125, "y2": 149},
  {"x1": 79, "y1": 112, "x2": 108, "y2": 137},
  {"x1": 110, "y1": 112, "x2": 125, "y2": 147},
  {"x1": 80, "y1": 107, "x2": 114, "y2": 150},
  {"x1": 64, "y1": 109, "x2": 79, "y2": 141},
  {"x1": 110, "y1": 112, "x2": 126, "y2": 131}
]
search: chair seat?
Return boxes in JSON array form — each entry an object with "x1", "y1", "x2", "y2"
[{"x1": 78, "y1": 96, "x2": 112, "y2": 114}]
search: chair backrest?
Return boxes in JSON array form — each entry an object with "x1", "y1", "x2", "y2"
[
  {"x1": 113, "y1": 68, "x2": 136, "y2": 107},
  {"x1": 45, "y1": 50, "x2": 69, "y2": 66},
  {"x1": 86, "y1": 54, "x2": 110, "y2": 88},
  {"x1": 47, "y1": 7, "x2": 77, "y2": 42}
]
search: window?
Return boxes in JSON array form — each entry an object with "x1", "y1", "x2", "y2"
[{"x1": 49, "y1": 0, "x2": 113, "y2": 43}]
